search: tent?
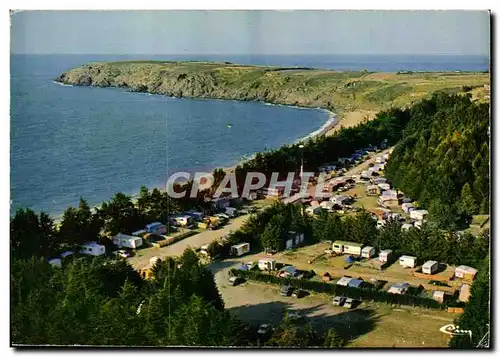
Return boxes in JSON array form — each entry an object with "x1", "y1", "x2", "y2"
[
  {"x1": 345, "y1": 255, "x2": 355, "y2": 263},
  {"x1": 348, "y1": 279, "x2": 364, "y2": 288}
]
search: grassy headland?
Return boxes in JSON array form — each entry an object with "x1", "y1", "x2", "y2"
[{"x1": 57, "y1": 61, "x2": 490, "y2": 123}]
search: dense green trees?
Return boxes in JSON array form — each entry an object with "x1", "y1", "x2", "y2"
[
  {"x1": 385, "y1": 93, "x2": 490, "y2": 230},
  {"x1": 323, "y1": 329, "x2": 346, "y2": 348},
  {"x1": 458, "y1": 183, "x2": 479, "y2": 217},
  {"x1": 10, "y1": 186, "x2": 213, "y2": 259},
  {"x1": 267, "y1": 314, "x2": 318, "y2": 347},
  {"x1": 261, "y1": 216, "x2": 285, "y2": 252},
  {"x1": 227, "y1": 202, "x2": 312, "y2": 254},
  {"x1": 10, "y1": 208, "x2": 59, "y2": 259},
  {"x1": 11, "y1": 248, "x2": 242, "y2": 346},
  {"x1": 343, "y1": 210, "x2": 378, "y2": 246},
  {"x1": 59, "y1": 198, "x2": 103, "y2": 248},
  {"x1": 100, "y1": 193, "x2": 144, "y2": 235},
  {"x1": 307, "y1": 209, "x2": 488, "y2": 268}
]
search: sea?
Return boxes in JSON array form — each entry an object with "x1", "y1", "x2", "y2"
[{"x1": 10, "y1": 54, "x2": 489, "y2": 217}]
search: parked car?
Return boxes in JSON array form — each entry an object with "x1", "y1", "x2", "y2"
[
  {"x1": 332, "y1": 296, "x2": 347, "y2": 306},
  {"x1": 215, "y1": 213, "x2": 230, "y2": 221},
  {"x1": 343, "y1": 298, "x2": 358, "y2": 309},
  {"x1": 113, "y1": 249, "x2": 131, "y2": 259},
  {"x1": 292, "y1": 289, "x2": 307, "y2": 299},
  {"x1": 228, "y1": 276, "x2": 244, "y2": 286},
  {"x1": 280, "y1": 285, "x2": 294, "y2": 297},
  {"x1": 246, "y1": 261, "x2": 257, "y2": 270},
  {"x1": 257, "y1": 324, "x2": 272, "y2": 335}
]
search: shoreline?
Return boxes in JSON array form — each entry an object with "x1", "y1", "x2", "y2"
[{"x1": 40, "y1": 86, "x2": 340, "y2": 221}]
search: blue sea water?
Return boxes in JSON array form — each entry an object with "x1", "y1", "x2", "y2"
[{"x1": 10, "y1": 54, "x2": 489, "y2": 216}]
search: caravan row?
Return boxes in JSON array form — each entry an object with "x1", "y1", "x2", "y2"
[{"x1": 330, "y1": 241, "x2": 458, "y2": 276}]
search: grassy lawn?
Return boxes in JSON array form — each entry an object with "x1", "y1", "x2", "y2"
[{"x1": 347, "y1": 305, "x2": 455, "y2": 348}]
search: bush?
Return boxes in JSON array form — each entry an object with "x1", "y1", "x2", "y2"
[{"x1": 166, "y1": 230, "x2": 198, "y2": 246}]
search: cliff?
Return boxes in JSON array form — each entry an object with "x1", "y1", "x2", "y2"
[{"x1": 57, "y1": 61, "x2": 490, "y2": 115}]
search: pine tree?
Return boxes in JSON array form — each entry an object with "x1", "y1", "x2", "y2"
[
  {"x1": 428, "y1": 200, "x2": 460, "y2": 231},
  {"x1": 378, "y1": 218, "x2": 402, "y2": 252},
  {"x1": 459, "y1": 183, "x2": 478, "y2": 216},
  {"x1": 10, "y1": 208, "x2": 42, "y2": 259},
  {"x1": 267, "y1": 314, "x2": 315, "y2": 347},
  {"x1": 323, "y1": 328, "x2": 345, "y2": 348},
  {"x1": 261, "y1": 219, "x2": 282, "y2": 252}
]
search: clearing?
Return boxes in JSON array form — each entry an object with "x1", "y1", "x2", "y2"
[{"x1": 212, "y1": 266, "x2": 457, "y2": 348}]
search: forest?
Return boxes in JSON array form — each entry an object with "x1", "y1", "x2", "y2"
[
  {"x1": 384, "y1": 93, "x2": 490, "y2": 230},
  {"x1": 11, "y1": 249, "x2": 344, "y2": 347}
]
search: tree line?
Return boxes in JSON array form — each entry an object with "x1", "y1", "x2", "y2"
[
  {"x1": 313, "y1": 210, "x2": 489, "y2": 268},
  {"x1": 10, "y1": 181, "x2": 223, "y2": 260},
  {"x1": 11, "y1": 248, "x2": 345, "y2": 347},
  {"x1": 203, "y1": 200, "x2": 488, "y2": 269},
  {"x1": 384, "y1": 93, "x2": 490, "y2": 230},
  {"x1": 11, "y1": 249, "x2": 237, "y2": 346}
]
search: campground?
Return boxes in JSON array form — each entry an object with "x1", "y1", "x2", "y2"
[{"x1": 210, "y1": 259, "x2": 457, "y2": 348}]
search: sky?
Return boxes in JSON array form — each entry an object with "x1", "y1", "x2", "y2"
[{"x1": 10, "y1": 10, "x2": 490, "y2": 55}]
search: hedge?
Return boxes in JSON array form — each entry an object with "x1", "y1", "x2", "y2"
[
  {"x1": 165, "y1": 230, "x2": 198, "y2": 246},
  {"x1": 230, "y1": 269, "x2": 445, "y2": 310}
]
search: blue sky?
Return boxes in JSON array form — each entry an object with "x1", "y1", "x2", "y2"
[{"x1": 10, "y1": 10, "x2": 490, "y2": 55}]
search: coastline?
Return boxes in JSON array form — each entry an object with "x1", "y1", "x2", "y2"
[{"x1": 43, "y1": 93, "x2": 338, "y2": 221}]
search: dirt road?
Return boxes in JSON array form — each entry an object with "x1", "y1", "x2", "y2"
[
  {"x1": 128, "y1": 215, "x2": 250, "y2": 269},
  {"x1": 305, "y1": 146, "x2": 394, "y2": 197},
  {"x1": 128, "y1": 147, "x2": 393, "y2": 270}
]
